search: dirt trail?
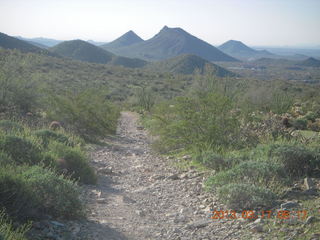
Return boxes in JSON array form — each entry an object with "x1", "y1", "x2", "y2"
[{"x1": 67, "y1": 112, "x2": 252, "y2": 240}]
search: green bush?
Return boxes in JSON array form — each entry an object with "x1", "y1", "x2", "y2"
[
  {"x1": 0, "y1": 120, "x2": 24, "y2": 134},
  {"x1": 0, "y1": 211, "x2": 30, "y2": 240},
  {"x1": 20, "y1": 166, "x2": 83, "y2": 219},
  {"x1": 304, "y1": 111, "x2": 317, "y2": 122},
  {"x1": 0, "y1": 135, "x2": 42, "y2": 165},
  {"x1": 292, "y1": 118, "x2": 308, "y2": 130},
  {"x1": 0, "y1": 151, "x2": 13, "y2": 166},
  {"x1": 0, "y1": 165, "x2": 83, "y2": 220},
  {"x1": 206, "y1": 161, "x2": 288, "y2": 189},
  {"x1": 270, "y1": 144, "x2": 317, "y2": 177},
  {"x1": 150, "y1": 92, "x2": 242, "y2": 152},
  {"x1": 195, "y1": 151, "x2": 239, "y2": 171},
  {"x1": 217, "y1": 183, "x2": 276, "y2": 210},
  {"x1": 34, "y1": 129, "x2": 71, "y2": 147},
  {"x1": 49, "y1": 142, "x2": 97, "y2": 184},
  {"x1": 0, "y1": 165, "x2": 35, "y2": 220},
  {"x1": 46, "y1": 88, "x2": 120, "y2": 141}
]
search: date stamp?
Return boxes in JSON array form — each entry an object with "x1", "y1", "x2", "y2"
[{"x1": 211, "y1": 209, "x2": 308, "y2": 220}]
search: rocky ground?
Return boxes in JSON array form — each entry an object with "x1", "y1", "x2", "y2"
[{"x1": 28, "y1": 112, "x2": 318, "y2": 240}]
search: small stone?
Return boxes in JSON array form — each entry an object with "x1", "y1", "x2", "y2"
[
  {"x1": 179, "y1": 173, "x2": 188, "y2": 179},
  {"x1": 305, "y1": 216, "x2": 316, "y2": 224},
  {"x1": 50, "y1": 221, "x2": 65, "y2": 227},
  {"x1": 121, "y1": 196, "x2": 136, "y2": 204},
  {"x1": 304, "y1": 177, "x2": 315, "y2": 190},
  {"x1": 174, "y1": 215, "x2": 187, "y2": 223},
  {"x1": 98, "y1": 166, "x2": 113, "y2": 174},
  {"x1": 182, "y1": 155, "x2": 191, "y2": 160},
  {"x1": 281, "y1": 201, "x2": 299, "y2": 209},
  {"x1": 167, "y1": 173, "x2": 179, "y2": 180},
  {"x1": 187, "y1": 220, "x2": 211, "y2": 229},
  {"x1": 250, "y1": 224, "x2": 264, "y2": 233},
  {"x1": 254, "y1": 218, "x2": 262, "y2": 224},
  {"x1": 96, "y1": 198, "x2": 107, "y2": 204},
  {"x1": 135, "y1": 210, "x2": 145, "y2": 217},
  {"x1": 172, "y1": 228, "x2": 182, "y2": 234}
]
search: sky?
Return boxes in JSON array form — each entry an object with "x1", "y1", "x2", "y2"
[{"x1": 0, "y1": 0, "x2": 319, "y2": 47}]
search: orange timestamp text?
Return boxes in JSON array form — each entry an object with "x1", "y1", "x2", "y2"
[{"x1": 210, "y1": 209, "x2": 308, "y2": 220}]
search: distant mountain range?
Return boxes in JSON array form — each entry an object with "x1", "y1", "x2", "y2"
[
  {"x1": 218, "y1": 40, "x2": 274, "y2": 60},
  {"x1": 15, "y1": 36, "x2": 62, "y2": 48},
  {"x1": 0, "y1": 32, "x2": 56, "y2": 56},
  {"x1": 103, "y1": 26, "x2": 238, "y2": 62},
  {"x1": 145, "y1": 54, "x2": 235, "y2": 76}
]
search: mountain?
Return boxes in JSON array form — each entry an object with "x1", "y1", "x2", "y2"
[
  {"x1": 145, "y1": 54, "x2": 235, "y2": 76},
  {"x1": 16, "y1": 36, "x2": 62, "y2": 47},
  {"x1": 218, "y1": 40, "x2": 274, "y2": 60},
  {"x1": 296, "y1": 57, "x2": 320, "y2": 67},
  {"x1": 87, "y1": 40, "x2": 108, "y2": 46},
  {"x1": 101, "y1": 30, "x2": 144, "y2": 50},
  {"x1": 106, "y1": 26, "x2": 238, "y2": 62},
  {"x1": 49, "y1": 39, "x2": 147, "y2": 68},
  {"x1": 50, "y1": 40, "x2": 114, "y2": 64},
  {"x1": 0, "y1": 32, "x2": 55, "y2": 55}
]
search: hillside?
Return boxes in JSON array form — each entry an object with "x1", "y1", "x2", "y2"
[
  {"x1": 218, "y1": 40, "x2": 274, "y2": 60},
  {"x1": 109, "y1": 56, "x2": 147, "y2": 68},
  {"x1": 101, "y1": 30, "x2": 144, "y2": 51},
  {"x1": 146, "y1": 54, "x2": 235, "y2": 76},
  {"x1": 50, "y1": 40, "x2": 115, "y2": 64},
  {"x1": 108, "y1": 26, "x2": 238, "y2": 62},
  {"x1": 0, "y1": 32, "x2": 55, "y2": 56},
  {"x1": 49, "y1": 39, "x2": 148, "y2": 68},
  {"x1": 297, "y1": 57, "x2": 320, "y2": 67},
  {"x1": 0, "y1": 48, "x2": 192, "y2": 100}
]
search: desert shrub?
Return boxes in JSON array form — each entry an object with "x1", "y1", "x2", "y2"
[
  {"x1": 135, "y1": 87, "x2": 155, "y2": 112},
  {"x1": 270, "y1": 91, "x2": 293, "y2": 114},
  {"x1": 0, "y1": 135, "x2": 42, "y2": 165},
  {"x1": 0, "y1": 165, "x2": 83, "y2": 220},
  {"x1": 270, "y1": 144, "x2": 317, "y2": 177},
  {"x1": 305, "y1": 111, "x2": 317, "y2": 122},
  {"x1": 48, "y1": 142, "x2": 97, "y2": 184},
  {"x1": 34, "y1": 129, "x2": 71, "y2": 147},
  {"x1": 0, "y1": 120, "x2": 24, "y2": 134},
  {"x1": 206, "y1": 161, "x2": 288, "y2": 189},
  {"x1": 0, "y1": 211, "x2": 30, "y2": 240},
  {"x1": 195, "y1": 151, "x2": 240, "y2": 171},
  {"x1": 217, "y1": 183, "x2": 276, "y2": 210},
  {"x1": 0, "y1": 151, "x2": 14, "y2": 166},
  {"x1": 20, "y1": 165, "x2": 83, "y2": 219},
  {"x1": 46, "y1": 88, "x2": 120, "y2": 141},
  {"x1": 0, "y1": 165, "x2": 35, "y2": 220},
  {"x1": 292, "y1": 118, "x2": 308, "y2": 130},
  {"x1": 150, "y1": 91, "x2": 242, "y2": 152}
]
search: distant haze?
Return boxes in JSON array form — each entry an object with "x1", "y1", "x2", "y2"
[{"x1": 0, "y1": 0, "x2": 319, "y2": 47}]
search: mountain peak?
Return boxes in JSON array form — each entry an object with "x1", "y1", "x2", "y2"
[
  {"x1": 101, "y1": 30, "x2": 144, "y2": 50},
  {"x1": 161, "y1": 25, "x2": 169, "y2": 31}
]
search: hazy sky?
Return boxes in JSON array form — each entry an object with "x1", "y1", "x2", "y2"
[{"x1": 1, "y1": 0, "x2": 319, "y2": 47}]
